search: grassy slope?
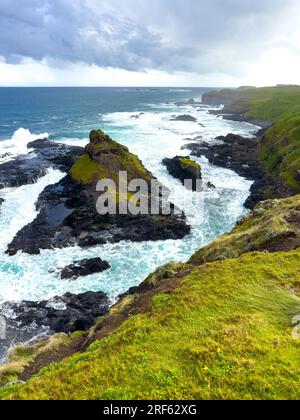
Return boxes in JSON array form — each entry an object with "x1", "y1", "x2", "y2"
[
  {"x1": 204, "y1": 86, "x2": 300, "y2": 190},
  {"x1": 191, "y1": 195, "x2": 300, "y2": 265},
  {"x1": 230, "y1": 87, "x2": 300, "y2": 191},
  {"x1": 1, "y1": 93, "x2": 300, "y2": 400},
  {"x1": 244, "y1": 89, "x2": 300, "y2": 190},
  {"x1": 1, "y1": 250, "x2": 300, "y2": 400}
]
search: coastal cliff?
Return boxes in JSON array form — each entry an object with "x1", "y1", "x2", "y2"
[
  {"x1": 202, "y1": 86, "x2": 300, "y2": 195},
  {"x1": 1, "y1": 86, "x2": 300, "y2": 400}
]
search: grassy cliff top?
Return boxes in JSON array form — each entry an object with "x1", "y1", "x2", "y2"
[
  {"x1": 1, "y1": 248, "x2": 300, "y2": 400},
  {"x1": 203, "y1": 86, "x2": 300, "y2": 191},
  {"x1": 191, "y1": 195, "x2": 300, "y2": 265},
  {"x1": 1, "y1": 194, "x2": 300, "y2": 399}
]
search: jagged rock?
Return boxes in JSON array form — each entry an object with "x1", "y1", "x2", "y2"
[
  {"x1": 7, "y1": 130, "x2": 190, "y2": 255},
  {"x1": 207, "y1": 182, "x2": 216, "y2": 189},
  {"x1": 0, "y1": 139, "x2": 84, "y2": 189},
  {"x1": 170, "y1": 114, "x2": 197, "y2": 122},
  {"x1": 163, "y1": 156, "x2": 202, "y2": 191},
  {"x1": 184, "y1": 133, "x2": 291, "y2": 208},
  {"x1": 1, "y1": 291, "x2": 109, "y2": 335},
  {"x1": 60, "y1": 258, "x2": 111, "y2": 280}
]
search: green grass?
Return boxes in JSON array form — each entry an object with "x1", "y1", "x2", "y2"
[
  {"x1": 205, "y1": 86, "x2": 300, "y2": 190},
  {"x1": 245, "y1": 92, "x2": 300, "y2": 190},
  {"x1": 2, "y1": 250, "x2": 300, "y2": 400},
  {"x1": 179, "y1": 157, "x2": 201, "y2": 171},
  {"x1": 235, "y1": 87, "x2": 300, "y2": 191}
]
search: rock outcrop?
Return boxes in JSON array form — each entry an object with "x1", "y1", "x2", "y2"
[
  {"x1": 60, "y1": 258, "x2": 110, "y2": 280},
  {"x1": 7, "y1": 130, "x2": 190, "y2": 255},
  {"x1": 162, "y1": 156, "x2": 202, "y2": 191},
  {"x1": 170, "y1": 114, "x2": 197, "y2": 122},
  {"x1": 1, "y1": 291, "x2": 109, "y2": 336},
  {"x1": 184, "y1": 133, "x2": 292, "y2": 208},
  {"x1": 0, "y1": 139, "x2": 84, "y2": 189}
]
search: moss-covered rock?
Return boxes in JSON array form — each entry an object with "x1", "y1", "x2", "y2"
[
  {"x1": 70, "y1": 130, "x2": 152, "y2": 186},
  {"x1": 6, "y1": 130, "x2": 191, "y2": 255},
  {"x1": 162, "y1": 156, "x2": 202, "y2": 191},
  {"x1": 190, "y1": 195, "x2": 300, "y2": 265}
]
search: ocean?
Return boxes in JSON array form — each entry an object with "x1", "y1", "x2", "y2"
[{"x1": 0, "y1": 87, "x2": 256, "y2": 306}]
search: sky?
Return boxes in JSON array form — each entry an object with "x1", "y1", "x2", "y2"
[{"x1": 0, "y1": 0, "x2": 300, "y2": 87}]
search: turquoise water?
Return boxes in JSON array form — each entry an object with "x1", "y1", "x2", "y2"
[{"x1": 0, "y1": 88, "x2": 257, "y2": 304}]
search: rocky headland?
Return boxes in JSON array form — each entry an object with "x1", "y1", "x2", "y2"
[
  {"x1": 6, "y1": 130, "x2": 191, "y2": 256},
  {"x1": 1, "y1": 86, "x2": 300, "y2": 400}
]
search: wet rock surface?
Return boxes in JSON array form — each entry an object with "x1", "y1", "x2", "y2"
[
  {"x1": 0, "y1": 139, "x2": 84, "y2": 190},
  {"x1": 6, "y1": 131, "x2": 191, "y2": 255},
  {"x1": 163, "y1": 156, "x2": 202, "y2": 191},
  {"x1": 6, "y1": 173, "x2": 190, "y2": 255},
  {"x1": 186, "y1": 133, "x2": 262, "y2": 180},
  {"x1": 60, "y1": 258, "x2": 111, "y2": 280},
  {"x1": 170, "y1": 114, "x2": 197, "y2": 122},
  {"x1": 184, "y1": 133, "x2": 291, "y2": 208},
  {"x1": 1, "y1": 291, "x2": 110, "y2": 336}
]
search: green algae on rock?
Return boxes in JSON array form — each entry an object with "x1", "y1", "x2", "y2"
[
  {"x1": 162, "y1": 156, "x2": 202, "y2": 191},
  {"x1": 70, "y1": 130, "x2": 152, "y2": 186}
]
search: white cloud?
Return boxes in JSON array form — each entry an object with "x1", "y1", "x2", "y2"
[{"x1": 0, "y1": 0, "x2": 300, "y2": 86}]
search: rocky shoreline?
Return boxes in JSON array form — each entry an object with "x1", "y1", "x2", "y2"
[
  {"x1": 0, "y1": 90, "x2": 293, "y2": 381},
  {"x1": 0, "y1": 129, "x2": 192, "y2": 364},
  {"x1": 185, "y1": 92, "x2": 295, "y2": 209},
  {"x1": 5, "y1": 131, "x2": 190, "y2": 256},
  {"x1": 0, "y1": 139, "x2": 84, "y2": 190}
]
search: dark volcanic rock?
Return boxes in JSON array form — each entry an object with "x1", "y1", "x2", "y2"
[
  {"x1": 61, "y1": 258, "x2": 111, "y2": 280},
  {"x1": 7, "y1": 131, "x2": 191, "y2": 255},
  {"x1": 0, "y1": 156, "x2": 48, "y2": 189},
  {"x1": 6, "y1": 175, "x2": 190, "y2": 255},
  {"x1": 171, "y1": 114, "x2": 197, "y2": 122},
  {"x1": 0, "y1": 139, "x2": 84, "y2": 190},
  {"x1": 1, "y1": 291, "x2": 109, "y2": 335},
  {"x1": 163, "y1": 156, "x2": 202, "y2": 191},
  {"x1": 207, "y1": 182, "x2": 216, "y2": 189},
  {"x1": 186, "y1": 133, "x2": 262, "y2": 180},
  {"x1": 185, "y1": 132, "x2": 292, "y2": 209}
]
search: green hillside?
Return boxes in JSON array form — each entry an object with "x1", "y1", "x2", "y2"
[
  {"x1": 1, "y1": 248, "x2": 300, "y2": 400},
  {"x1": 205, "y1": 86, "x2": 300, "y2": 191},
  {"x1": 1, "y1": 87, "x2": 300, "y2": 401}
]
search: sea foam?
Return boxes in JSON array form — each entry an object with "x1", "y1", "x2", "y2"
[{"x1": 0, "y1": 128, "x2": 49, "y2": 163}]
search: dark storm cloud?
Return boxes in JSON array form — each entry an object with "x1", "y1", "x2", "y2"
[{"x1": 0, "y1": 0, "x2": 296, "y2": 73}]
